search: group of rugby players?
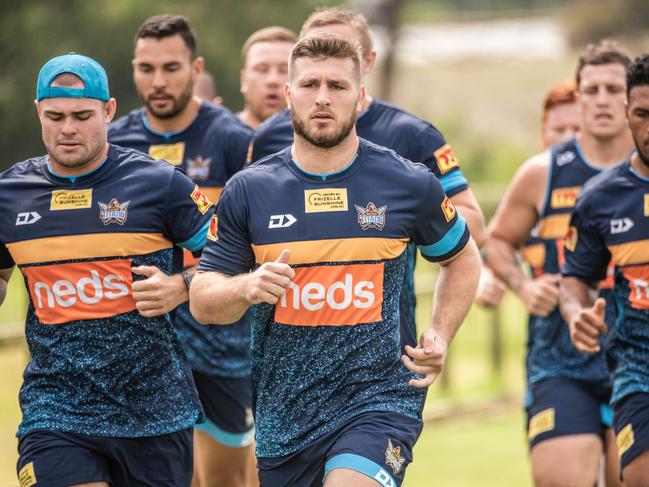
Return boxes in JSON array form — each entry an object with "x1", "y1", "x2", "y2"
[{"x1": 0, "y1": 5, "x2": 648, "y2": 487}]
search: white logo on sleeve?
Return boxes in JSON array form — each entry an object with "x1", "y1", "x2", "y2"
[
  {"x1": 268, "y1": 214, "x2": 297, "y2": 229},
  {"x1": 16, "y1": 212, "x2": 41, "y2": 226},
  {"x1": 611, "y1": 218, "x2": 634, "y2": 234}
]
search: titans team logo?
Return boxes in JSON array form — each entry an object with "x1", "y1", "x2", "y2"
[
  {"x1": 187, "y1": 156, "x2": 211, "y2": 180},
  {"x1": 355, "y1": 202, "x2": 386, "y2": 230},
  {"x1": 98, "y1": 199, "x2": 130, "y2": 225},
  {"x1": 384, "y1": 438, "x2": 405, "y2": 475}
]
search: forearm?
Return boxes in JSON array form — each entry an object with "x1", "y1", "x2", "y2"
[
  {"x1": 484, "y1": 236, "x2": 528, "y2": 294},
  {"x1": 429, "y1": 239, "x2": 481, "y2": 343},
  {"x1": 189, "y1": 271, "x2": 251, "y2": 325},
  {"x1": 0, "y1": 268, "x2": 13, "y2": 306},
  {"x1": 559, "y1": 277, "x2": 599, "y2": 327}
]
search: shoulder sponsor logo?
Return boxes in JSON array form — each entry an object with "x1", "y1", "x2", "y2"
[
  {"x1": 556, "y1": 151, "x2": 576, "y2": 166},
  {"x1": 98, "y1": 199, "x2": 130, "y2": 225},
  {"x1": 187, "y1": 156, "x2": 211, "y2": 180},
  {"x1": 355, "y1": 202, "x2": 387, "y2": 230},
  {"x1": 275, "y1": 263, "x2": 383, "y2": 326},
  {"x1": 18, "y1": 462, "x2": 36, "y2": 487},
  {"x1": 268, "y1": 214, "x2": 297, "y2": 229},
  {"x1": 611, "y1": 218, "x2": 634, "y2": 234},
  {"x1": 441, "y1": 196, "x2": 456, "y2": 223},
  {"x1": 644, "y1": 194, "x2": 649, "y2": 217},
  {"x1": 528, "y1": 407, "x2": 555, "y2": 440},
  {"x1": 434, "y1": 144, "x2": 460, "y2": 175},
  {"x1": 564, "y1": 226, "x2": 578, "y2": 252},
  {"x1": 148, "y1": 142, "x2": 185, "y2": 165},
  {"x1": 617, "y1": 423, "x2": 635, "y2": 456},
  {"x1": 50, "y1": 189, "x2": 92, "y2": 210},
  {"x1": 15, "y1": 212, "x2": 41, "y2": 226},
  {"x1": 551, "y1": 186, "x2": 581, "y2": 209},
  {"x1": 207, "y1": 214, "x2": 219, "y2": 241},
  {"x1": 22, "y1": 259, "x2": 136, "y2": 325},
  {"x1": 304, "y1": 188, "x2": 348, "y2": 213},
  {"x1": 385, "y1": 438, "x2": 406, "y2": 475},
  {"x1": 191, "y1": 186, "x2": 214, "y2": 215}
]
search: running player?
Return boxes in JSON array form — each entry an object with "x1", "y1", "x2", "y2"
[
  {"x1": 190, "y1": 34, "x2": 481, "y2": 487},
  {"x1": 108, "y1": 15, "x2": 254, "y2": 487},
  {"x1": 485, "y1": 41, "x2": 632, "y2": 486},
  {"x1": 250, "y1": 6, "x2": 484, "y2": 353},
  {"x1": 561, "y1": 53, "x2": 649, "y2": 487},
  {"x1": 238, "y1": 26, "x2": 296, "y2": 129},
  {"x1": 4, "y1": 52, "x2": 212, "y2": 487},
  {"x1": 476, "y1": 79, "x2": 579, "y2": 308}
]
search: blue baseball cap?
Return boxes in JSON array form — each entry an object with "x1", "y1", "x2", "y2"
[{"x1": 36, "y1": 52, "x2": 110, "y2": 102}]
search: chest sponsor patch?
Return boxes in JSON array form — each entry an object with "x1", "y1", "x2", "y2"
[
  {"x1": 304, "y1": 188, "x2": 348, "y2": 213},
  {"x1": 149, "y1": 142, "x2": 185, "y2": 165},
  {"x1": 550, "y1": 186, "x2": 581, "y2": 209},
  {"x1": 434, "y1": 144, "x2": 460, "y2": 175},
  {"x1": 644, "y1": 194, "x2": 649, "y2": 217},
  {"x1": 22, "y1": 259, "x2": 136, "y2": 324},
  {"x1": 50, "y1": 189, "x2": 92, "y2": 210},
  {"x1": 274, "y1": 262, "x2": 384, "y2": 326}
]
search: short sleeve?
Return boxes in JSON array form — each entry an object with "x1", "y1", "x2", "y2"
[
  {"x1": 225, "y1": 123, "x2": 254, "y2": 177},
  {"x1": 197, "y1": 177, "x2": 255, "y2": 276},
  {"x1": 417, "y1": 125, "x2": 469, "y2": 197},
  {"x1": 414, "y1": 173, "x2": 470, "y2": 262},
  {"x1": 562, "y1": 198, "x2": 610, "y2": 282},
  {"x1": 0, "y1": 242, "x2": 14, "y2": 269},
  {"x1": 163, "y1": 168, "x2": 214, "y2": 253}
]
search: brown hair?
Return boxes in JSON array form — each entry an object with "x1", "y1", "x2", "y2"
[
  {"x1": 576, "y1": 39, "x2": 631, "y2": 85},
  {"x1": 241, "y1": 26, "x2": 297, "y2": 67},
  {"x1": 135, "y1": 15, "x2": 197, "y2": 58},
  {"x1": 289, "y1": 34, "x2": 362, "y2": 82},
  {"x1": 542, "y1": 79, "x2": 577, "y2": 122},
  {"x1": 300, "y1": 7, "x2": 372, "y2": 57}
]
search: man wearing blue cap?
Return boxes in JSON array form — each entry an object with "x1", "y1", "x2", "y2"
[{"x1": 0, "y1": 52, "x2": 211, "y2": 486}]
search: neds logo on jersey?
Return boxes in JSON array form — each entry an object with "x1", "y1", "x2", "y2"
[
  {"x1": 22, "y1": 259, "x2": 136, "y2": 324},
  {"x1": 275, "y1": 263, "x2": 384, "y2": 326}
]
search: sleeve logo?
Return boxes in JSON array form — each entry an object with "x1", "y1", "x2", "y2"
[
  {"x1": 148, "y1": 142, "x2": 185, "y2": 165},
  {"x1": 434, "y1": 144, "x2": 460, "y2": 175},
  {"x1": 191, "y1": 186, "x2": 214, "y2": 215},
  {"x1": 441, "y1": 196, "x2": 456, "y2": 222},
  {"x1": 206, "y1": 214, "x2": 219, "y2": 241},
  {"x1": 50, "y1": 189, "x2": 92, "y2": 210},
  {"x1": 564, "y1": 226, "x2": 578, "y2": 252},
  {"x1": 355, "y1": 202, "x2": 387, "y2": 230}
]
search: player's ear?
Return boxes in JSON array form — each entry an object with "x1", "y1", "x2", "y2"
[
  {"x1": 104, "y1": 98, "x2": 117, "y2": 123},
  {"x1": 192, "y1": 56, "x2": 204, "y2": 79},
  {"x1": 284, "y1": 82, "x2": 292, "y2": 109}
]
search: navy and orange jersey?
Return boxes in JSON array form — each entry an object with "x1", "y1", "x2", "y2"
[
  {"x1": 563, "y1": 161, "x2": 649, "y2": 405},
  {"x1": 251, "y1": 100, "x2": 469, "y2": 350},
  {"x1": 0, "y1": 144, "x2": 212, "y2": 438},
  {"x1": 109, "y1": 102, "x2": 254, "y2": 378},
  {"x1": 198, "y1": 138, "x2": 470, "y2": 457},
  {"x1": 526, "y1": 139, "x2": 616, "y2": 386}
]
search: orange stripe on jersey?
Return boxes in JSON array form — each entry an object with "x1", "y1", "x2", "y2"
[
  {"x1": 275, "y1": 263, "x2": 384, "y2": 326},
  {"x1": 537, "y1": 214, "x2": 571, "y2": 240},
  {"x1": 8, "y1": 233, "x2": 172, "y2": 265},
  {"x1": 252, "y1": 238, "x2": 409, "y2": 265},
  {"x1": 183, "y1": 248, "x2": 199, "y2": 268},
  {"x1": 622, "y1": 265, "x2": 649, "y2": 310},
  {"x1": 609, "y1": 239, "x2": 649, "y2": 266},
  {"x1": 520, "y1": 243, "x2": 545, "y2": 268},
  {"x1": 22, "y1": 259, "x2": 136, "y2": 324},
  {"x1": 200, "y1": 187, "x2": 224, "y2": 204}
]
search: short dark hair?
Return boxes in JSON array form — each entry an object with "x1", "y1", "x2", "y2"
[
  {"x1": 289, "y1": 34, "x2": 362, "y2": 83},
  {"x1": 627, "y1": 54, "x2": 649, "y2": 96},
  {"x1": 242, "y1": 26, "x2": 297, "y2": 67},
  {"x1": 135, "y1": 15, "x2": 197, "y2": 58},
  {"x1": 576, "y1": 40, "x2": 631, "y2": 85}
]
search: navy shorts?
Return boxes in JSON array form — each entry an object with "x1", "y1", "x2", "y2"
[
  {"x1": 526, "y1": 377, "x2": 612, "y2": 448},
  {"x1": 258, "y1": 411, "x2": 423, "y2": 487},
  {"x1": 613, "y1": 393, "x2": 649, "y2": 472},
  {"x1": 17, "y1": 428, "x2": 193, "y2": 487},
  {"x1": 193, "y1": 370, "x2": 255, "y2": 447}
]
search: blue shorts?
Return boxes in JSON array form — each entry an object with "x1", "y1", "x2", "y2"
[
  {"x1": 257, "y1": 411, "x2": 422, "y2": 487},
  {"x1": 17, "y1": 428, "x2": 193, "y2": 487},
  {"x1": 613, "y1": 393, "x2": 649, "y2": 472},
  {"x1": 526, "y1": 377, "x2": 612, "y2": 448},
  {"x1": 193, "y1": 370, "x2": 254, "y2": 447}
]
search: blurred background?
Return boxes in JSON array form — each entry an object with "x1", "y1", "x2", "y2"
[{"x1": 1, "y1": 0, "x2": 648, "y2": 485}]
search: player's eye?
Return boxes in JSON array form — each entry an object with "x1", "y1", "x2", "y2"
[
  {"x1": 75, "y1": 113, "x2": 92, "y2": 121},
  {"x1": 47, "y1": 114, "x2": 63, "y2": 121}
]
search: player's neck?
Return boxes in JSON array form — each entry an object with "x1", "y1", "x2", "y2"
[
  {"x1": 238, "y1": 108, "x2": 261, "y2": 129},
  {"x1": 145, "y1": 96, "x2": 202, "y2": 134},
  {"x1": 291, "y1": 130, "x2": 360, "y2": 175},
  {"x1": 630, "y1": 152, "x2": 649, "y2": 179},
  {"x1": 577, "y1": 131, "x2": 633, "y2": 168},
  {"x1": 48, "y1": 143, "x2": 109, "y2": 177}
]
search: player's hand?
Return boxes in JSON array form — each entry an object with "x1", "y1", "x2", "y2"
[
  {"x1": 518, "y1": 273, "x2": 561, "y2": 317},
  {"x1": 474, "y1": 265, "x2": 506, "y2": 308},
  {"x1": 402, "y1": 328, "x2": 448, "y2": 388},
  {"x1": 568, "y1": 297, "x2": 607, "y2": 354},
  {"x1": 244, "y1": 249, "x2": 295, "y2": 305},
  {"x1": 132, "y1": 265, "x2": 187, "y2": 317}
]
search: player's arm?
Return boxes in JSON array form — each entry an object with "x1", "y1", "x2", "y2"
[
  {"x1": 485, "y1": 153, "x2": 559, "y2": 317},
  {"x1": 450, "y1": 189, "x2": 486, "y2": 248},
  {"x1": 0, "y1": 268, "x2": 13, "y2": 305},
  {"x1": 559, "y1": 277, "x2": 605, "y2": 354}
]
